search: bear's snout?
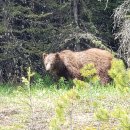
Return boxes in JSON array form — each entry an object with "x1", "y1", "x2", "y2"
[{"x1": 45, "y1": 63, "x2": 52, "y2": 71}]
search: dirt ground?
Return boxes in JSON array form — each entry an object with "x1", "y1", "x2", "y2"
[{"x1": 0, "y1": 88, "x2": 130, "y2": 130}]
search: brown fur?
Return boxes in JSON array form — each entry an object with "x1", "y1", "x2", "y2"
[{"x1": 43, "y1": 48, "x2": 113, "y2": 84}]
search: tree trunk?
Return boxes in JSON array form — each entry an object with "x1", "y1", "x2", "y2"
[{"x1": 73, "y1": 0, "x2": 78, "y2": 26}]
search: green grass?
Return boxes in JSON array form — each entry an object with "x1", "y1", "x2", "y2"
[{"x1": 0, "y1": 78, "x2": 130, "y2": 130}]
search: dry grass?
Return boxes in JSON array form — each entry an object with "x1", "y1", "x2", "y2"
[{"x1": 0, "y1": 83, "x2": 130, "y2": 130}]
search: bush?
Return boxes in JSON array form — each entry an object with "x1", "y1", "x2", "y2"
[{"x1": 108, "y1": 59, "x2": 130, "y2": 93}]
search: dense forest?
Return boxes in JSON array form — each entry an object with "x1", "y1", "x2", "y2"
[{"x1": 0, "y1": 0, "x2": 130, "y2": 83}]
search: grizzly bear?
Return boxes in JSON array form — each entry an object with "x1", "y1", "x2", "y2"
[{"x1": 43, "y1": 48, "x2": 113, "y2": 84}]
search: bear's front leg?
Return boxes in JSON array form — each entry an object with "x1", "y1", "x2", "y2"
[{"x1": 65, "y1": 65, "x2": 81, "y2": 79}]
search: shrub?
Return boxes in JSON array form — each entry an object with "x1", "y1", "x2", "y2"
[
  {"x1": 108, "y1": 59, "x2": 130, "y2": 93},
  {"x1": 80, "y1": 63, "x2": 100, "y2": 84}
]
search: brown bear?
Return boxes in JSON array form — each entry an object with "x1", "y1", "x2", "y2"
[{"x1": 43, "y1": 48, "x2": 113, "y2": 84}]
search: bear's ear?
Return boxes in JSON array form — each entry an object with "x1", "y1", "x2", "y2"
[
  {"x1": 55, "y1": 53, "x2": 60, "y2": 59},
  {"x1": 42, "y1": 53, "x2": 47, "y2": 59}
]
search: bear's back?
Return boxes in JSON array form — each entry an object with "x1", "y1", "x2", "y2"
[
  {"x1": 74, "y1": 48, "x2": 113, "y2": 69},
  {"x1": 59, "y1": 48, "x2": 113, "y2": 65},
  {"x1": 85, "y1": 48, "x2": 113, "y2": 58}
]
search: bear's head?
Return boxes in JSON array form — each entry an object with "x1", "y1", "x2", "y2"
[{"x1": 43, "y1": 53, "x2": 61, "y2": 72}]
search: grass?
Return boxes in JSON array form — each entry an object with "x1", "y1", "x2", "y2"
[
  {"x1": 0, "y1": 81, "x2": 68, "y2": 130},
  {"x1": 0, "y1": 77, "x2": 130, "y2": 130}
]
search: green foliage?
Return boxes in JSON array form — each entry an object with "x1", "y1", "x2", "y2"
[
  {"x1": 111, "y1": 106, "x2": 128, "y2": 119},
  {"x1": 119, "y1": 115, "x2": 130, "y2": 130},
  {"x1": 0, "y1": 24, "x2": 6, "y2": 33},
  {"x1": 95, "y1": 107, "x2": 110, "y2": 121},
  {"x1": 92, "y1": 101, "x2": 102, "y2": 108},
  {"x1": 0, "y1": 75, "x2": 130, "y2": 129},
  {"x1": 108, "y1": 59, "x2": 125, "y2": 78},
  {"x1": 20, "y1": 67, "x2": 35, "y2": 129},
  {"x1": 80, "y1": 63, "x2": 97, "y2": 77},
  {"x1": 80, "y1": 63, "x2": 100, "y2": 84},
  {"x1": 93, "y1": 59, "x2": 130, "y2": 130},
  {"x1": 73, "y1": 79, "x2": 89, "y2": 89},
  {"x1": 94, "y1": 104, "x2": 130, "y2": 130},
  {"x1": 22, "y1": 67, "x2": 35, "y2": 86},
  {"x1": 111, "y1": 106, "x2": 130, "y2": 130},
  {"x1": 50, "y1": 89, "x2": 80, "y2": 130},
  {"x1": 108, "y1": 59, "x2": 130, "y2": 93},
  {"x1": 56, "y1": 77, "x2": 73, "y2": 89},
  {"x1": 9, "y1": 4, "x2": 32, "y2": 15},
  {"x1": 57, "y1": 77, "x2": 68, "y2": 89},
  {"x1": 27, "y1": 13, "x2": 53, "y2": 20},
  {"x1": 0, "y1": 83, "x2": 15, "y2": 95},
  {"x1": 33, "y1": 73, "x2": 54, "y2": 88}
]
